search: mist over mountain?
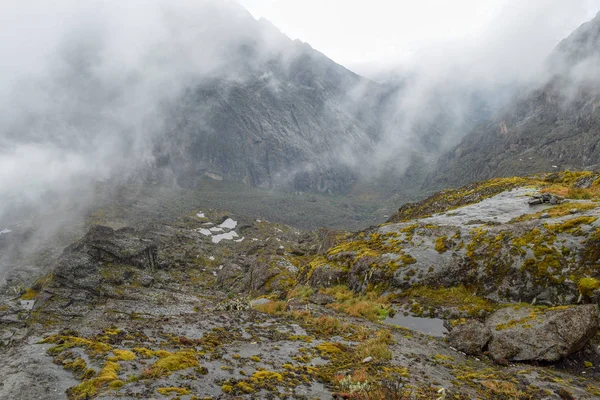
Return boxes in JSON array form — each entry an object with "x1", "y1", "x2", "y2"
[{"x1": 429, "y1": 11, "x2": 600, "y2": 189}]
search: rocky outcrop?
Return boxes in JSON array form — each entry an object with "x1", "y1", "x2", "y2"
[
  {"x1": 53, "y1": 225, "x2": 157, "y2": 292},
  {"x1": 448, "y1": 305, "x2": 599, "y2": 362}
]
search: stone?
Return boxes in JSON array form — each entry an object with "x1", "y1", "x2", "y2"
[
  {"x1": 486, "y1": 305, "x2": 599, "y2": 362},
  {"x1": 446, "y1": 321, "x2": 492, "y2": 355}
]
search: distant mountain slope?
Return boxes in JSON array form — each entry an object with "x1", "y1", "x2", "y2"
[{"x1": 428, "y1": 12, "x2": 600, "y2": 190}]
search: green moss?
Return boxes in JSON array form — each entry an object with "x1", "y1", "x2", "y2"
[
  {"x1": 68, "y1": 361, "x2": 121, "y2": 399},
  {"x1": 578, "y1": 277, "x2": 600, "y2": 296},
  {"x1": 149, "y1": 350, "x2": 199, "y2": 376},
  {"x1": 108, "y1": 349, "x2": 136, "y2": 361},
  {"x1": 402, "y1": 285, "x2": 496, "y2": 316},
  {"x1": 434, "y1": 236, "x2": 449, "y2": 253},
  {"x1": 157, "y1": 387, "x2": 191, "y2": 395}
]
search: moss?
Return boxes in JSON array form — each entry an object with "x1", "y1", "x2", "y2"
[
  {"x1": 20, "y1": 287, "x2": 39, "y2": 300},
  {"x1": 249, "y1": 355, "x2": 261, "y2": 362},
  {"x1": 315, "y1": 342, "x2": 344, "y2": 356},
  {"x1": 68, "y1": 361, "x2": 121, "y2": 399},
  {"x1": 132, "y1": 347, "x2": 154, "y2": 358},
  {"x1": 149, "y1": 350, "x2": 199, "y2": 376},
  {"x1": 108, "y1": 349, "x2": 136, "y2": 361},
  {"x1": 235, "y1": 381, "x2": 255, "y2": 393},
  {"x1": 546, "y1": 216, "x2": 597, "y2": 234},
  {"x1": 251, "y1": 370, "x2": 284, "y2": 382},
  {"x1": 42, "y1": 335, "x2": 112, "y2": 356},
  {"x1": 401, "y1": 285, "x2": 496, "y2": 316},
  {"x1": 157, "y1": 387, "x2": 191, "y2": 395},
  {"x1": 578, "y1": 277, "x2": 600, "y2": 296},
  {"x1": 221, "y1": 384, "x2": 233, "y2": 393},
  {"x1": 434, "y1": 236, "x2": 449, "y2": 253}
]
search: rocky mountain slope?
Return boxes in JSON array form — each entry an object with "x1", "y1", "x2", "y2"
[
  {"x1": 429, "y1": 12, "x2": 600, "y2": 190},
  {"x1": 2, "y1": 171, "x2": 600, "y2": 399}
]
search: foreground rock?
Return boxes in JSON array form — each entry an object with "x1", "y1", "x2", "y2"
[{"x1": 449, "y1": 305, "x2": 599, "y2": 363}]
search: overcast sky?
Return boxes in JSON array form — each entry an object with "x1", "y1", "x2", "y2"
[{"x1": 240, "y1": 0, "x2": 600, "y2": 77}]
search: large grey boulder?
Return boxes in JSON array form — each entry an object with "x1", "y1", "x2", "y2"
[
  {"x1": 447, "y1": 320, "x2": 492, "y2": 355},
  {"x1": 486, "y1": 305, "x2": 599, "y2": 362}
]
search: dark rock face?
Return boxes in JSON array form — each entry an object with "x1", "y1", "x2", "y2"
[
  {"x1": 429, "y1": 12, "x2": 600, "y2": 190},
  {"x1": 450, "y1": 305, "x2": 599, "y2": 362},
  {"x1": 447, "y1": 321, "x2": 492, "y2": 355},
  {"x1": 53, "y1": 225, "x2": 157, "y2": 292}
]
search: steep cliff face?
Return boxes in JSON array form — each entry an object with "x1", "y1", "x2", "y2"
[
  {"x1": 429, "y1": 12, "x2": 600, "y2": 190},
  {"x1": 150, "y1": 12, "x2": 382, "y2": 194}
]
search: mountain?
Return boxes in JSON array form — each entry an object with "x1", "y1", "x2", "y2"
[
  {"x1": 149, "y1": 10, "x2": 382, "y2": 194},
  {"x1": 428, "y1": 12, "x2": 600, "y2": 190}
]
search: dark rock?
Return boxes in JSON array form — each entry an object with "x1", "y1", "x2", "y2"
[
  {"x1": 53, "y1": 225, "x2": 157, "y2": 292},
  {"x1": 486, "y1": 305, "x2": 599, "y2": 362},
  {"x1": 446, "y1": 321, "x2": 492, "y2": 355},
  {"x1": 307, "y1": 265, "x2": 346, "y2": 288}
]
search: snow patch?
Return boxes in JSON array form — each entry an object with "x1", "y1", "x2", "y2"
[
  {"x1": 210, "y1": 227, "x2": 224, "y2": 233},
  {"x1": 234, "y1": 237, "x2": 245, "y2": 243},
  {"x1": 209, "y1": 256, "x2": 215, "y2": 261},
  {"x1": 0, "y1": 229, "x2": 12, "y2": 235},
  {"x1": 212, "y1": 231, "x2": 239, "y2": 244},
  {"x1": 196, "y1": 211, "x2": 206, "y2": 218},
  {"x1": 197, "y1": 228, "x2": 212, "y2": 236},
  {"x1": 219, "y1": 218, "x2": 238, "y2": 230}
]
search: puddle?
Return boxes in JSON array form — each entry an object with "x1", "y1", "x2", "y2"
[{"x1": 385, "y1": 313, "x2": 448, "y2": 337}]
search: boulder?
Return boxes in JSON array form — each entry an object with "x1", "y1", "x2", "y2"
[
  {"x1": 486, "y1": 305, "x2": 599, "y2": 362},
  {"x1": 447, "y1": 321, "x2": 492, "y2": 355}
]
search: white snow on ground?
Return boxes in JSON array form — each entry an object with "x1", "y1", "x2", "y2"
[
  {"x1": 196, "y1": 212, "x2": 206, "y2": 218},
  {"x1": 0, "y1": 229, "x2": 12, "y2": 235},
  {"x1": 210, "y1": 227, "x2": 224, "y2": 233},
  {"x1": 212, "y1": 231, "x2": 239, "y2": 244},
  {"x1": 209, "y1": 256, "x2": 215, "y2": 261},
  {"x1": 219, "y1": 218, "x2": 238, "y2": 229},
  {"x1": 197, "y1": 228, "x2": 212, "y2": 236},
  {"x1": 234, "y1": 237, "x2": 245, "y2": 243}
]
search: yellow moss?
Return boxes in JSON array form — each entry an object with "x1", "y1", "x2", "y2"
[
  {"x1": 132, "y1": 347, "x2": 154, "y2": 358},
  {"x1": 315, "y1": 342, "x2": 344, "y2": 356},
  {"x1": 20, "y1": 288, "x2": 39, "y2": 300},
  {"x1": 402, "y1": 285, "x2": 496, "y2": 316},
  {"x1": 546, "y1": 216, "x2": 597, "y2": 234},
  {"x1": 578, "y1": 277, "x2": 600, "y2": 296},
  {"x1": 149, "y1": 350, "x2": 199, "y2": 376},
  {"x1": 68, "y1": 361, "x2": 121, "y2": 399},
  {"x1": 157, "y1": 387, "x2": 191, "y2": 395},
  {"x1": 249, "y1": 355, "x2": 261, "y2": 362},
  {"x1": 108, "y1": 349, "x2": 136, "y2": 361},
  {"x1": 251, "y1": 370, "x2": 284, "y2": 382},
  {"x1": 221, "y1": 384, "x2": 233, "y2": 393},
  {"x1": 435, "y1": 236, "x2": 449, "y2": 253},
  {"x1": 154, "y1": 349, "x2": 173, "y2": 358},
  {"x1": 235, "y1": 381, "x2": 255, "y2": 393},
  {"x1": 42, "y1": 335, "x2": 112, "y2": 356}
]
